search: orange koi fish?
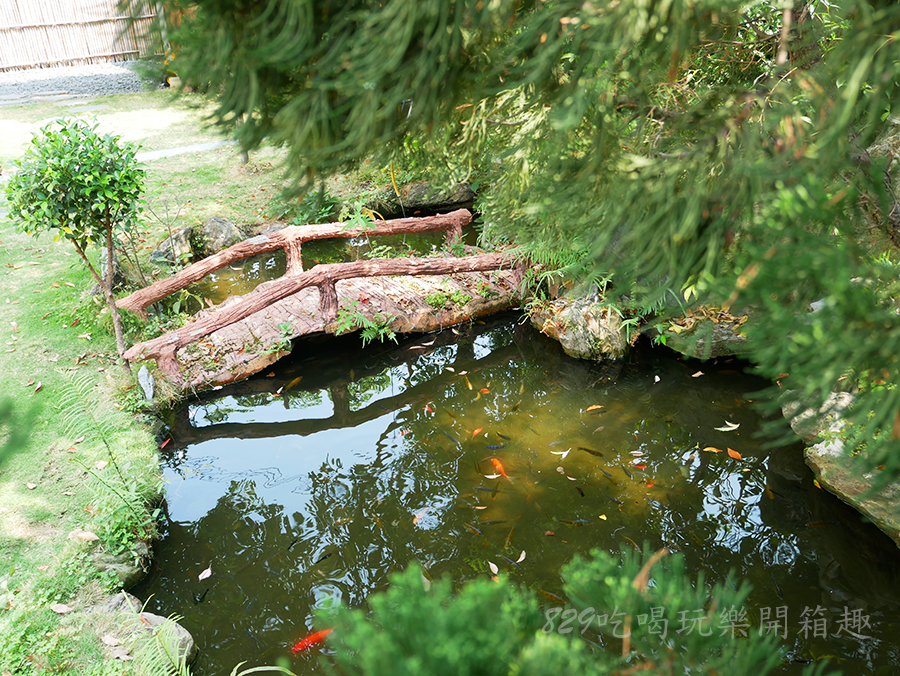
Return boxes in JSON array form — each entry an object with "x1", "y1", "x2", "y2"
[
  {"x1": 291, "y1": 627, "x2": 333, "y2": 653},
  {"x1": 491, "y1": 458, "x2": 512, "y2": 483}
]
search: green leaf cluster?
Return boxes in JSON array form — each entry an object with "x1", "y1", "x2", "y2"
[
  {"x1": 321, "y1": 550, "x2": 833, "y2": 676},
  {"x1": 5, "y1": 119, "x2": 144, "y2": 250}
]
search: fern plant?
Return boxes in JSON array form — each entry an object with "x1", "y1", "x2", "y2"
[{"x1": 333, "y1": 301, "x2": 399, "y2": 347}]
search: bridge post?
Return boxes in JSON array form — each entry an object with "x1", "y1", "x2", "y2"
[
  {"x1": 285, "y1": 239, "x2": 304, "y2": 274},
  {"x1": 318, "y1": 282, "x2": 339, "y2": 322}
]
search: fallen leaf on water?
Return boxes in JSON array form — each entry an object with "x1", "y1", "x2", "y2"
[
  {"x1": 599, "y1": 514, "x2": 607, "y2": 520},
  {"x1": 413, "y1": 508, "x2": 430, "y2": 526},
  {"x1": 550, "y1": 449, "x2": 570, "y2": 459},
  {"x1": 813, "y1": 480, "x2": 822, "y2": 489},
  {"x1": 585, "y1": 404, "x2": 604, "y2": 411},
  {"x1": 445, "y1": 367, "x2": 455, "y2": 372},
  {"x1": 94, "y1": 461, "x2": 108, "y2": 470},
  {"x1": 726, "y1": 448, "x2": 742, "y2": 459},
  {"x1": 714, "y1": 421, "x2": 740, "y2": 432},
  {"x1": 488, "y1": 561, "x2": 499, "y2": 575},
  {"x1": 691, "y1": 371, "x2": 704, "y2": 378},
  {"x1": 480, "y1": 388, "x2": 490, "y2": 394},
  {"x1": 50, "y1": 603, "x2": 73, "y2": 614},
  {"x1": 654, "y1": 375, "x2": 661, "y2": 383},
  {"x1": 26, "y1": 482, "x2": 36, "y2": 489},
  {"x1": 566, "y1": 476, "x2": 577, "y2": 481},
  {"x1": 629, "y1": 450, "x2": 644, "y2": 457},
  {"x1": 516, "y1": 551, "x2": 526, "y2": 563},
  {"x1": 472, "y1": 427, "x2": 483, "y2": 437},
  {"x1": 100, "y1": 634, "x2": 120, "y2": 647},
  {"x1": 556, "y1": 467, "x2": 565, "y2": 474},
  {"x1": 702, "y1": 446, "x2": 723, "y2": 453},
  {"x1": 473, "y1": 506, "x2": 488, "y2": 510},
  {"x1": 198, "y1": 566, "x2": 212, "y2": 581},
  {"x1": 400, "y1": 430, "x2": 411, "y2": 436},
  {"x1": 545, "y1": 530, "x2": 555, "y2": 536},
  {"x1": 484, "y1": 473, "x2": 501, "y2": 479}
]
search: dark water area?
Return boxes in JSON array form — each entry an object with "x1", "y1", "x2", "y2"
[{"x1": 135, "y1": 315, "x2": 900, "y2": 675}]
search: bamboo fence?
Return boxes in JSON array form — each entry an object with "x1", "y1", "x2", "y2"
[{"x1": 0, "y1": 0, "x2": 159, "y2": 71}]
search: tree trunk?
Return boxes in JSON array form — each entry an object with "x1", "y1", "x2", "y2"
[{"x1": 72, "y1": 235, "x2": 130, "y2": 372}]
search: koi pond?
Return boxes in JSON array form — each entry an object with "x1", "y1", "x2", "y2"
[{"x1": 135, "y1": 314, "x2": 900, "y2": 675}]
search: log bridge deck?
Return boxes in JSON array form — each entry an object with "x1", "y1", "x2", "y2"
[{"x1": 118, "y1": 209, "x2": 523, "y2": 391}]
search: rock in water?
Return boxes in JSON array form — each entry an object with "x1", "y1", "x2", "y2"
[{"x1": 138, "y1": 365, "x2": 154, "y2": 401}]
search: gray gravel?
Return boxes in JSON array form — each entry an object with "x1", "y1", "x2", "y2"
[{"x1": 0, "y1": 61, "x2": 155, "y2": 104}]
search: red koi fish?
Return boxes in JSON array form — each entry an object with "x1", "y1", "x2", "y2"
[
  {"x1": 491, "y1": 458, "x2": 513, "y2": 483},
  {"x1": 291, "y1": 627, "x2": 333, "y2": 653}
]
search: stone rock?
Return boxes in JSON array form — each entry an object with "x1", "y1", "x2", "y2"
[
  {"x1": 529, "y1": 294, "x2": 628, "y2": 360},
  {"x1": 99, "y1": 247, "x2": 128, "y2": 291},
  {"x1": 781, "y1": 392, "x2": 900, "y2": 550},
  {"x1": 150, "y1": 225, "x2": 193, "y2": 265},
  {"x1": 84, "y1": 590, "x2": 199, "y2": 666},
  {"x1": 90, "y1": 541, "x2": 150, "y2": 590},
  {"x1": 656, "y1": 315, "x2": 751, "y2": 360},
  {"x1": 368, "y1": 181, "x2": 474, "y2": 217},
  {"x1": 137, "y1": 365, "x2": 154, "y2": 401},
  {"x1": 193, "y1": 217, "x2": 245, "y2": 257}
]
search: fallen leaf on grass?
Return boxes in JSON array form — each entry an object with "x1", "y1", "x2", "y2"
[
  {"x1": 68, "y1": 528, "x2": 100, "y2": 542},
  {"x1": 73, "y1": 435, "x2": 85, "y2": 444},
  {"x1": 198, "y1": 566, "x2": 212, "y2": 581},
  {"x1": 33, "y1": 382, "x2": 42, "y2": 393},
  {"x1": 50, "y1": 603, "x2": 73, "y2": 614},
  {"x1": 64, "y1": 282, "x2": 76, "y2": 288},
  {"x1": 10, "y1": 322, "x2": 17, "y2": 333},
  {"x1": 37, "y1": 565, "x2": 49, "y2": 572},
  {"x1": 94, "y1": 461, "x2": 108, "y2": 470},
  {"x1": 100, "y1": 634, "x2": 120, "y2": 647},
  {"x1": 26, "y1": 482, "x2": 36, "y2": 489},
  {"x1": 77, "y1": 333, "x2": 92, "y2": 340},
  {"x1": 111, "y1": 646, "x2": 133, "y2": 661},
  {"x1": 51, "y1": 282, "x2": 60, "y2": 288}
]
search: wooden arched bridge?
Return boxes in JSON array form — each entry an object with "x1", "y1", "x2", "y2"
[{"x1": 118, "y1": 209, "x2": 525, "y2": 391}]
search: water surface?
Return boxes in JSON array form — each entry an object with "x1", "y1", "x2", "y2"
[{"x1": 137, "y1": 316, "x2": 900, "y2": 674}]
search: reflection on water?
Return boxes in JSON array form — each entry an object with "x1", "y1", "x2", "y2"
[{"x1": 136, "y1": 316, "x2": 900, "y2": 675}]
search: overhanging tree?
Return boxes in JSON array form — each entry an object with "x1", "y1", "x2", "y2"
[
  {"x1": 5, "y1": 119, "x2": 144, "y2": 365},
  {"x1": 128, "y1": 0, "x2": 900, "y2": 477}
]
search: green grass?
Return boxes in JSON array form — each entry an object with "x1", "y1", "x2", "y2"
[
  {"x1": 0, "y1": 210, "x2": 163, "y2": 673},
  {"x1": 0, "y1": 90, "x2": 219, "y2": 165}
]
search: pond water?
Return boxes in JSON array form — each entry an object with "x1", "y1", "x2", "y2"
[{"x1": 135, "y1": 314, "x2": 900, "y2": 675}]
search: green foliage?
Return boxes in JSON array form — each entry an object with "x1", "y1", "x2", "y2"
[
  {"x1": 333, "y1": 301, "x2": 398, "y2": 347},
  {"x1": 4, "y1": 118, "x2": 145, "y2": 357},
  {"x1": 322, "y1": 550, "x2": 833, "y2": 676},
  {"x1": 132, "y1": 616, "x2": 191, "y2": 676},
  {"x1": 424, "y1": 288, "x2": 472, "y2": 310},
  {"x1": 135, "y1": 0, "x2": 900, "y2": 480},
  {"x1": 5, "y1": 119, "x2": 144, "y2": 248},
  {"x1": 274, "y1": 184, "x2": 341, "y2": 224}
]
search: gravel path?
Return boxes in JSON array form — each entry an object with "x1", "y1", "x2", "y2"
[{"x1": 0, "y1": 61, "x2": 154, "y2": 104}]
